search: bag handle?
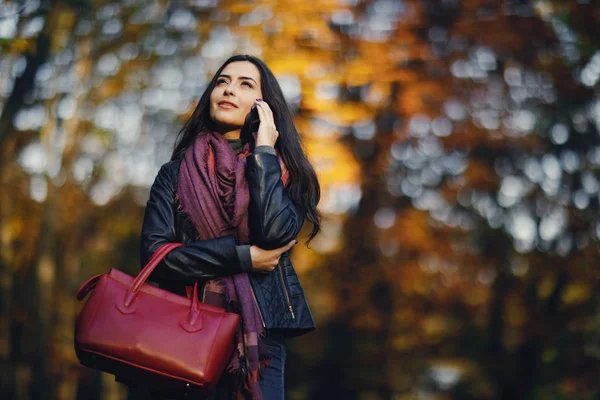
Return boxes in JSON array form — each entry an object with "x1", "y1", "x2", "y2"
[
  {"x1": 122, "y1": 243, "x2": 183, "y2": 308},
  {"x1": 77, "y1": 244, "x2": 182, "y2": 302},
  {"x1": 180, "y1": 280, "x2": 204, "y2": 333},
  {"x1": 114, "y1": 243, "x2": 206, "y2": 332}
]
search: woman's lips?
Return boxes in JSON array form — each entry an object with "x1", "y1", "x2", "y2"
[{"x1": 218, "y1": 101, "x2": 237, "y2": 109}]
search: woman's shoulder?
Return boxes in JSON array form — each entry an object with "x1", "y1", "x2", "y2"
[
  {"x1": 150, "y1": 158, "x2": 182, "y2": 192},
  {"x1": 157, "y1": 158, "x2": 181, "y2": 179}
]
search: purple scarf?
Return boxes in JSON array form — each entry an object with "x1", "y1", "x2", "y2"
[{"x1": 176, "y1": 131, "x2": 276, "y2": 399}]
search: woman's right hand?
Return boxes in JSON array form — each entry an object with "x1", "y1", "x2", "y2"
[{"x1": 250, "y1": 240, "x2": 297, "y2": 274}]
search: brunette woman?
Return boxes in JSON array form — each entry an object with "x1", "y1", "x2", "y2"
[{"x1": 132, "y1": 55, "x2": 321, "y2": 400}]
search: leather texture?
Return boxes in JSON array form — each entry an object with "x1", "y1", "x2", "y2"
[
  {"x1": 140, "y1": 148, "x2": 315, "y2": 336},
  {"x1": 249, "y1": 254, "x2": 314, "y2": 334},
  {"x1": 74, "y1": 243, "x2": 240, "y2": 392}
]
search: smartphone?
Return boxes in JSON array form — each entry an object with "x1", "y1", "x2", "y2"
[{"x1": 240, "y1": 105, "x2": 260, "y2": 145}]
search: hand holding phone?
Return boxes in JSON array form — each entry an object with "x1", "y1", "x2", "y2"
[
  {"x1": 240, "y1": 104, "x2": 260, "y2": 144},
  {"x1": 253, "y1": 101, "x2": 279, "y2": 148}
]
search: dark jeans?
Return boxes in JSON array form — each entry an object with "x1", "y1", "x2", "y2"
[
  {"x1": 259, "y1": 333, "x2": 287, "y2": 400},
  {"x1": 127, "y1": 332, "x2": 287, "y2": 400}
]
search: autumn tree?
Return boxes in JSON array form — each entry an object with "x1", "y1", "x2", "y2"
[{"x1": 307, "y1": 0, "x2": 600, "y2": 399}]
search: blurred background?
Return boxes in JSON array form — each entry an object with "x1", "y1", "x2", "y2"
[{"x1": 1, "y1": 0, "x2": 599, "y2": 399}]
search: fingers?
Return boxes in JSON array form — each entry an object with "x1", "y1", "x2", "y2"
[
  {"x1": 261, "y1": 240, "x2": 296, "y2": 273},
  {"x1": 255, "y1": 100, "x2": 274, "y2": 126},
  {"x1": 277, "y1": 239, "x2": 297, "y2": 255},
  {"x1": 255, "y1": 101, "x2": 277, "y2": 141},
  {"x1": 250, "y1": 242, "x2": 297, "y2": 274}
]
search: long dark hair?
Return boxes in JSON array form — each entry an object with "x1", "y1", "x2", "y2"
[{"x1": 172, "y1": 54, "x2": 321, "y2": 243}]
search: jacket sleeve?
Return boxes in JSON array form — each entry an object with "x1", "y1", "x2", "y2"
[
  {"x1": 245, "y1": 146, "x2": 305, "y2": 249},
  {"x1": 140, "y1": 161, "x2": 253, "y2": 283}
]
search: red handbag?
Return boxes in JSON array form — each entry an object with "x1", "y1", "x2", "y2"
[{"x1": 74, "y1": 243, "x2": 240, "y2": 393}]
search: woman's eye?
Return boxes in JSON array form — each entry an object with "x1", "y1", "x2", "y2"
[
  {"x1": 216, "y1": 78, "x2": 228, "y2": 85},
  {"x1": 242, "y1": 81, "x2": 253, "y2": 88}
]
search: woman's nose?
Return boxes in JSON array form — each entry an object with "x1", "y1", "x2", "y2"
[{"x1": 223, "y1": 84, "x2": 235, "y2": 96}]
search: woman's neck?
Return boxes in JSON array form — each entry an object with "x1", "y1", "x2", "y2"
[{"x1": 221, "y1": 129, "x2": 241, "y2": 140}]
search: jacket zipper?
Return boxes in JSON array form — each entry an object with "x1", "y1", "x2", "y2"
[
  {"x1": 249, "y1": 282, "x2": 266, "y2": 328},
  {"x1": 278, "y1": 264, "x2": 295, "y2": 320}
]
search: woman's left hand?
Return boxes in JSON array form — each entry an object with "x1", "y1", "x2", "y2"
[{"x1": 254, "y1": 100, "x2": 279, "y2": 148}]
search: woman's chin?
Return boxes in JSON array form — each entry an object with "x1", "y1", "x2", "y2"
[{"x1": 211, "y1": 114, "x2": 239, "y2": 126}]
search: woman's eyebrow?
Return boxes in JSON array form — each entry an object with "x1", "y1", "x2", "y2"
[{"x1": 219, "y1": 74, "x2": 258, "y2": 84}]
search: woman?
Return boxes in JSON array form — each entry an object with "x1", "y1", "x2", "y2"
[{"x1": 133, "y1": 55, "x2": 321, "y2": 399}]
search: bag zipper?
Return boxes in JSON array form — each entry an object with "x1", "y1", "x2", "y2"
[
  {"x1": 249, "y1": 282, "x2": 266, "y2": 328},
  {"x1": 278, "y1": 263, "x2": 295, "y2": 320}
]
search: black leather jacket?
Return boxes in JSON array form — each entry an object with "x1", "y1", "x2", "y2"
[{"x1": 140, "y1": 146, "x2": 315, "y2": 337}]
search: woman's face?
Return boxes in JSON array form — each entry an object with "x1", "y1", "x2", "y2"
[{"x1": 209, "y1": 61, "x2": 263, "y2": 134}]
